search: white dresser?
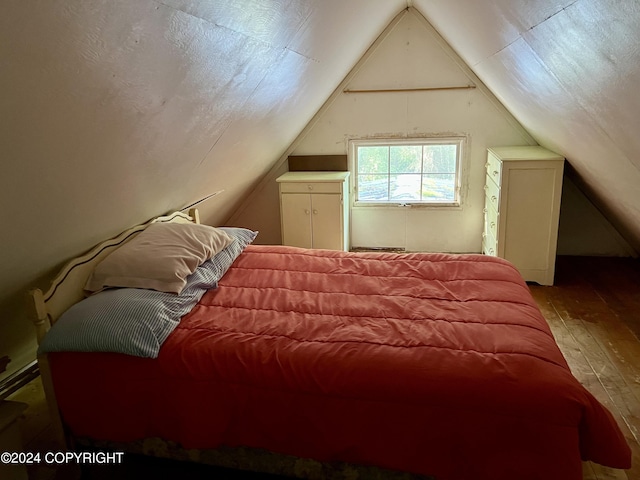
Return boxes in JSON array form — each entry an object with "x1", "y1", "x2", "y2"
[
  {"x1": 276, "y1": 171, "x2": 350, "y2": 251},
  {"x1": 483, "y1": 146, "x2": 564, "y2": 285}
]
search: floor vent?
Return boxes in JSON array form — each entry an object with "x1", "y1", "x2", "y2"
[{"x1": 351, "y1": 247, "x2": 406, "y2": 253}]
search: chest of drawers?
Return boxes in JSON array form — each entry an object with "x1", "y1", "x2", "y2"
[{"x1": 483, "y1": 146, "x2": 564, "y2": 285}]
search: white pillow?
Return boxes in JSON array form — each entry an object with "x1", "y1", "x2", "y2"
[{"x1": 85, "y1": 222, "x2": 233, "y2": 294}]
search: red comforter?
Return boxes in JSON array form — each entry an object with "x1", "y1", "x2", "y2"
[{"x1": 50, "y1": 245, "x2": 631, "y2": 480}]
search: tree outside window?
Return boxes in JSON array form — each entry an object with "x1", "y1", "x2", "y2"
[{"x1": 355, "y1": 139, "x2": 462, "y2": 205}]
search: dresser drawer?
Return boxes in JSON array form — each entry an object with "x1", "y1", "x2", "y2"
[
  {"x1": 279, "y1": 182, "x2": 343, "y2": 194},
  {"x1": 484, "y1": 174, "x2": 500, "y2": 211},
  {"x1": 484, "y1": 202, "x2": 499, "y2": 240},
  {"x1": 486, "y1": 151, "x2": 502, "y2": 185},
  {"x1": 482, "y1": 230, "x2": 498, "y2": 257}
]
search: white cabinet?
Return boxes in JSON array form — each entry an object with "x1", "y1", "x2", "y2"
[
  {"x1": 276, "y1": 172, "x2": 350, "y2": 251},
  {"x1": 483, "y1": 146, "x2": 564, "y2": 285}
]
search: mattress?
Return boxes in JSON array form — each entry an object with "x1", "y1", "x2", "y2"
[{"x1": 49, "y1": 245, "x2": 631, "y2": 480}]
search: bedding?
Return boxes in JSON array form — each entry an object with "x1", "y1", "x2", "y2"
[
  {"x1": 85, "y1": 222, "x2": 234, "y2": 294},
  {"x1": 46, "y1": 246, "x2": 630, "y2": 480},
  {"x1": 38, "y1": 227, "x2": 257, "y2": 357}
]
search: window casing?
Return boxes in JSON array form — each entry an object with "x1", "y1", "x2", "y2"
[{"x1": 351, "y1": 137, "x2": 464, "y2": 207}]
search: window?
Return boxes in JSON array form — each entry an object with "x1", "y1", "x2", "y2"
[{"x1": 352, "y1": 137, "x2": 463, "y2": 206}]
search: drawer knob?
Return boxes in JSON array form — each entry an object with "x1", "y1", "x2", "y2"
[
  {"x1": 304, "y1": 209, "x2": 310, "y2": 215},
  {"x1": 313, "y1": 209, "x2": 318, "y2": 215},
  {"x1": 308, "y1": 185, "x2": 313, "y2": 190}
]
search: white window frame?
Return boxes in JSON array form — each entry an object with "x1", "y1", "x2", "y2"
[{"x1": 349, "y1": 137, "x2": 465, "y2": 208}]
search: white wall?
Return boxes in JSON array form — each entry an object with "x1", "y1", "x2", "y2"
[
  {"x1": 234, "y1": 8, "x2": 632, "y2": 257},
  {"x1": 290, "y1": 9, "x2": 534, "y2": 252}
]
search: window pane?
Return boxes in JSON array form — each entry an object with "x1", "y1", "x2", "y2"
[
  {"x1": 422, "y1": 174, "x2": 456, "y2": 202},
  {"x1": 390, "y1": 174, "x2": 421, "y2": 201},
  {"x1": 423, "y1": 145, "x2": 457, "y2": 173},
  {"x1": 390, "y1": 145, "x2": 421, "y2": 174},
  {"x1": 358, "y1": 174, "x2": 388, "y2": 201},
  {"x1": 354, "y1": 139, "x2": 461, "y2": 205},
  {"x1": 358, "y1": 146, "x2": 388, "y2": 174}
]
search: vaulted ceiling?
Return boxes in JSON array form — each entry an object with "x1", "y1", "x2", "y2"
[
  {"x1": 414, "y1": 0, "x2": 640, "y2": 251},
  {"x1": 1, "y1": 0, "x2": 639, "y2": 378}
]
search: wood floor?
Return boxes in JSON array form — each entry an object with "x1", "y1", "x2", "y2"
[
  {"x1": 529, "y1": 256, "x2": 640, "y2": 480},
  {"x1": 6, "y1": 255, "x2": 640, "y2": 479}
]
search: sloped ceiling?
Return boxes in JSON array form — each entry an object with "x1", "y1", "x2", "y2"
[
  {"x1": 0, "y1": 0, "x2": 406, "y2": 379},
  {"x1": 1, "y1": 0, "x2": 639, "y2": 379},
  {"x1": 413, "y1": 0, "x2": 640, "y2": 252}
]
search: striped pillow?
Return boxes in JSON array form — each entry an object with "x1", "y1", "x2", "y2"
[{"x1": 38, "y1": 228, "x2": 258, "y2": 358}]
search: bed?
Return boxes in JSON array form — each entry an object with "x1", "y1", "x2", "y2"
[{"x1": 30, "y1": 209, "x2": 631, "y2": 480}]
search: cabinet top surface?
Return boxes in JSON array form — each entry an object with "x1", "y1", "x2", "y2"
[
  {"x1": 276, "y1": 171, "x2": 350, "y2": 183},
  {"x1": 488, "y1": 146, "x2": 564, "y2": 161}
]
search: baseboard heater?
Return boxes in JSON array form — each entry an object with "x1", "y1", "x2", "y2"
[
  {"x1": 351, "y1": 247, "x2": 406, "y2": 253},
  {"x1": 0, "y1": 361, "x2": 39, "y2": 401}
]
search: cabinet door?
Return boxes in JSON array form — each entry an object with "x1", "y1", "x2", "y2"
[
  {"x1": 281, "y1": 193, "x2": 312, "y2": 248},
  {"x1": 311, "y1": 194, "x2": 343, "y2": 250}
]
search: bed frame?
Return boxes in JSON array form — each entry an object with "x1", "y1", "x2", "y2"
[
  {"x1": 28, "y1": 208, "x2": 427, "y2": 480},
  {"x1": 28, "y1": 209, "x2": 199, "y2": 449}
]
